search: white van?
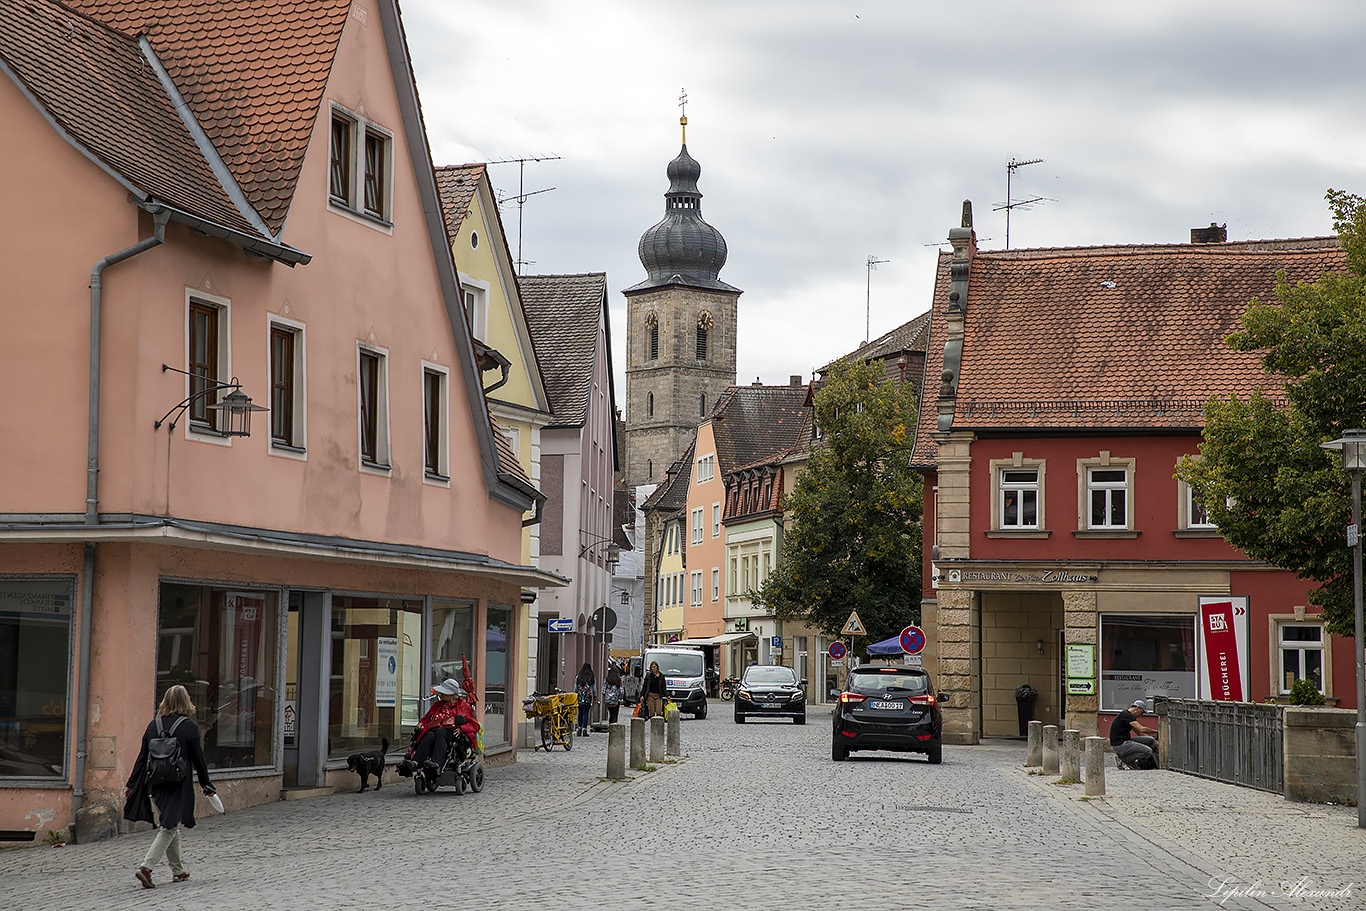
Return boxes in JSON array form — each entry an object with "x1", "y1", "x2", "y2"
[{"x1": 642, "y1": 646, "x2": 709, "y2": 719}]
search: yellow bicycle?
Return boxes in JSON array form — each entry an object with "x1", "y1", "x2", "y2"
[{"x1": 522, "y1": 690, "x2": 577, "y2": 751}]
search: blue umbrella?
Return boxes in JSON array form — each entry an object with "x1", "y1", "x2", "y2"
[{"x1": 866, "y1": 635, "x2": 904, "y2": 655}]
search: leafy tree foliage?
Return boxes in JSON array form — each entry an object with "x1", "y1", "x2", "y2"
[
  {"x1": 1177, "y1": 190, "x2": 1366, "y2": 636},
  {"x1": 756, "y1": 358, "x2": 923, "y2": 643}
]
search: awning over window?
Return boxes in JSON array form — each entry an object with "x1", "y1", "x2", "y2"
[{"x1": 675, "y1": 631, "x2": 758, "y2": 646}]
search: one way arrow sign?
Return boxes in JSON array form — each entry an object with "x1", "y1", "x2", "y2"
[{"x1": 840, "y1": 611, "x2": 867, "y2": 636}]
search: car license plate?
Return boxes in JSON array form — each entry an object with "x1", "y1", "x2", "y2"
[
  {"x1": 869, "y1": 700, "x2": 903, "y2": 711},
  {"x1": 763, "y1": 701, "x2": 781, "y2": 708}
]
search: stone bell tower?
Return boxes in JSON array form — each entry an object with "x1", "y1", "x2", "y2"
[{"x1": 623, "y1": 113, "x2": 740, "y2": 488}]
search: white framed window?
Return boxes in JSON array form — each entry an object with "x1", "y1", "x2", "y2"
[
  {"x1": 1278, "y1": 623, "x2": 1325, "y2": 694},
  {"x1": 357, "y1": 343, "x2": 390, "y2": 470},
  {"x1": 267, "y1": 317, "x2": 306, "y2": 453},
  {"x1": 329, "y1": 105, "x2": 393, "y2": 224},
  {"x1": 696, "y1": 453, "x2": 715, "y2": 483},
  {"x1": 422, "y1": 362, "x2": 450, "y2": 481},
  {"x1": 185, "y1": 291, "x2": 231, "y2": 443},
  {"x1": 711, "y1": 568, "x2": 719, "y2": 602},
  {"x1": 691, "y1": 571, "x2": 703, "y2": 606},
  {"x1": 988, "y1": 454, "x2": 1046, "y2": 533},
  {"x1": 691, "y1": 507, "x2": 704, "y2": 544},
  {"x1": 712, "y1": 503, "x2": 721, "y2": 537},
  {"x1": 1077, "y1": 453, "x2": 1135, "y2": 531},
  {"x1": 730, "y1": 556, "x2": 738, "y2": 592},
  {"x1": 460, "y1": 278, "x2": 489, "y2": 342}
]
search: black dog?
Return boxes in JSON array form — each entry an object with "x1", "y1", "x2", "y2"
[{"x1": 346, "y1": 737, "x2": 388, "y2": 792}]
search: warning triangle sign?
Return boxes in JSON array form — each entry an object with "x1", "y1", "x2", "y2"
[{"x1": 840, "y1": 611, "x2": 867, "y2": 636}]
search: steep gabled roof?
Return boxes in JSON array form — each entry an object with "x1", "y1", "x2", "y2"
[
  {"x1": 837, "y1": 309, "x2": 932, "y2": 366},
  {"x1": 912, "y1": 232, "x2": 1347, "y2": 467},
  {"x1": 62, "y1": 0, "x2": 349, "y2": 236},
  {"x1": 434, "y1": 164, "x2": 483, "y2": 241},
  {"x1": 642, "y1": 439, "x2": 695, "y2": 514},
  {"x1": 521, "y1": 273, "x2": 609, "y2": 428},
  {"x1": 710, "y1": 384, "x2": 810, "y2": 475}
]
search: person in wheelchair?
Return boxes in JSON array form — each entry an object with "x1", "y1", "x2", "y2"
[{"x1": 399, "y1": 679, "x2": 474, "y2": 775}]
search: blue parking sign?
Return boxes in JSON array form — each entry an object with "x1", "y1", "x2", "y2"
[{"x1": 771, "y1": 636, "x2": 782, "y2": 648}]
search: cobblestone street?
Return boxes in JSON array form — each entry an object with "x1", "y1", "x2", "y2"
[{"x1": 3, "y1": 712, "x2": 1362, "y2": 911}]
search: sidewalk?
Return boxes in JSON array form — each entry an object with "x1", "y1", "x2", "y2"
[{"x1": 1007, "y1": 739, "x2": 1364, "y2": 911}]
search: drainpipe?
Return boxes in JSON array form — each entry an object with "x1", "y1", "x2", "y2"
[{"x1": 73, "y1": 206, "x2": 169, "y2": 819}]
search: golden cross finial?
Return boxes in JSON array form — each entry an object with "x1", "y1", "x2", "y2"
[{"x1": 678, "y1": 88, "x2": 688, "y2": 143}]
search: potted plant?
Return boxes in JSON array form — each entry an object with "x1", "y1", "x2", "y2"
[{"x1": 1013, "y1": 683, "x2": 1038, "y2": 736}]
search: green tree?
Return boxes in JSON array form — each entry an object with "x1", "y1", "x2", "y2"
[
  {"x1": 756, "y1": 357, "x2": 923, "y2": 643},
  {"x1": 1177, "y1": 190, "x2": 1366, "y2": 636}
]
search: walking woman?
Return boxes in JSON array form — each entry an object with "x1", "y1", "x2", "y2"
[
  {"x1": 574, "y1": 662, "x2": 596, "y2": 736},
  {"x1": 641, "y1": 660, "x2": 667, "y2": 719},
  {"x1": 124, "y1": 684, "x2": 215, "y2": 888},
  {"x1": 603, "y1": 663, "x2": 624, "y2": 724}
]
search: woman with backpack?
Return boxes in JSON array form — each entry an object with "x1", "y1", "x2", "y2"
[
  {"x1": 603, "y1": 663, "x2": 624, "y2": 724},
  {"x1": 574, "y1": 663, "x2": 596, "y2": 737},
  {"x1": 124, "y1": 684, "x2": 215, "y2": 889}
]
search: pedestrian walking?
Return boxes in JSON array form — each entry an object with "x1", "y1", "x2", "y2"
[
  {"x1": 124, "y1": 684, "x2": 215, "y2": 889},
  {"x1": 641, "y1": 660, "x2": 667, "y2": 719},
  {"x1": 574, "y1": 663, "x2": 596, "y2": 736},
  {"x1": 604, "y1": 664, "x2": 623, "y2": 724}
]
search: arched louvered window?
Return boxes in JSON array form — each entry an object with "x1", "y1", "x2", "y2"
[
  {"x1": 646, "y1": 312, "x2": 659, "y2": 360},
  {"x1": 696, "y1": 311, "x2": 713, "y2": 359}
]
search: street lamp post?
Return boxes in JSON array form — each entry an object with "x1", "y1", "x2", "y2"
[{"x1": 1320, "y1": 429, "x2": 1366, "y2": 829}]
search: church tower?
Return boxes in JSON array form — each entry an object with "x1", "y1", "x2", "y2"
[{"x1": 623, "y1": 114, "x2": 740, "y2": 488}]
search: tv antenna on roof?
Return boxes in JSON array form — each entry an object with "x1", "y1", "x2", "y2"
[
  {"x1": 993, "y1": 157, "x2": 1045, "y2": 250},
  {"x1": 865, "y1": 255, "x2": 889, "y2": 345},
  {"x1": 489, "y1": 154, "x2": 561, "y2": 272}
]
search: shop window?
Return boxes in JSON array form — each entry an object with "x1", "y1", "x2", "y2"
[
  {"x1": 0, "y1": 578, "x2": 74, "y2": 778},
  {"x1": 485, "y1": 605, "x2": 511, "y2": 747},
  {"x1": 1099, "y1": 613, "x2": 1195, "y2": 711},
  {"x1": 329, "y1": 597, "x2": 422, "y2": 759},
  {"x1": 1278, "y1": 623, "x2": 1325, "y2": 694},
  {"x1": 157, "y1": 583, "x2": 280, "y2": 770}
]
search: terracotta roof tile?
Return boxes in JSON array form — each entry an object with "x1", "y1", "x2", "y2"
[
  {"x1": 489, "y1": 414, "x2": 534, "y2": 490},
  {"x1": 912, "y1": 235, "x2": 1347, "y2": 466},
  {"x1": 65, "y1": 0, "x2": 350, "y2": 235},
  {"x1": 710, "y1": 385, "x2": 810, "y2": 474},
  {"x1": 433, "y1": 164, "x2": 483, "y2": 241},
  {"x1": 521, "y1": 273, "x2": 607, "y2": 428},
  {"x1": 0, "y1": 0, "x2": 253, "y2": 233}
]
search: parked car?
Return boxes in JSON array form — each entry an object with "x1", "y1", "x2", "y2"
[
  {"x1": 832, "y1": 664, "x2": 942, "y2": 763},
  {"x1": 734, "y1": 665, "x2": 806, "y2": 724}
]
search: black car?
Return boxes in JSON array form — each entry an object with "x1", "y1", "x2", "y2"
[
  {"x1": 734, "y1": 665, "x2": 806, "y2": 724},
  {"x1": 832, "y1": 664, "x2": 942, "y2": 763}
]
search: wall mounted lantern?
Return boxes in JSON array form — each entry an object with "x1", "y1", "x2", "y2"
[{"x1": 155, "y1": 363, "x2": 267, "y2": 437}]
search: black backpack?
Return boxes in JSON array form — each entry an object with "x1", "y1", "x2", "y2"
[{"x1": 145, "y1": 716, "x2": 189, "y2": 786}]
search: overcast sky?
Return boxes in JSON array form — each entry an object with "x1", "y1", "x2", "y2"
[{"x1": 402, "y1": 0, "x2": 1366, "y2": 393}]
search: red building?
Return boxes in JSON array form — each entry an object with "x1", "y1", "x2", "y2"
[{"x1": 912, "y1": 205, "x2": 1356, "y2": 743}]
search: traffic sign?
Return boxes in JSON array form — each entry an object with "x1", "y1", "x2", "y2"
[
  {"x1": 547, "y1": 618, "x2": 573, "y2": 633},
  {"x1": 1349, "y1": 523, "x2": 1359, "y2": 548},
  {"x1": 903, "y1": 654, "x2": 923, "y2": 667},
  {"x1": 591, "y1": 606, "x2": 618, "y2": 632},
  {"x1": 899, "y1": 625, "x2": 925, "y2": 655},
  {"x1": 667, "y1": 634, "x2": 680, "y2": 643},
  {"x1": 840, "y1": 611, "x2": 866, "y2": 636},
  {"x1": 771, "y1": 636, "x2": 782, "y2": 649},
  {"x1": 828, "y1": 641, "x2": 846, "y2": 660}
]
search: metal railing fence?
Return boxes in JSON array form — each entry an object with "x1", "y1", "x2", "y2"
[{"x1": 1164, "y1": 699, "x2": 1283, "y2": 794}]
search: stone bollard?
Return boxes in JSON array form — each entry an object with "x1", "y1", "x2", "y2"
[
  {"x1": 1061, "y1": 729, "x2": 1081, "y2": 781},
  {"x1": 607, "y1": 722, "x2": 626, "y2": 779},
  {"x1": 1042, "y1": 724, "x2": 1059, "y2": 774},
  {"x1": 666, "y1": 706, "x2": 682, "y2": 756},
  {"x1": 649, "y1": 714, "x2": 665, "y2": 762},
  {"x1": 1084, "y1": 736, "x2": 1106, "y2": 796},
  {"x1": 1025, "y1": 720, "x2": 1043, "y2": 767},
  {"x1": 629, "y1": 716, "x2": 646, "y2": 769}
]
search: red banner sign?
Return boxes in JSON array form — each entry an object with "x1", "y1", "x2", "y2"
[{"x1": 1198, "y1": 600, "x2": 1243, "y2": 701}]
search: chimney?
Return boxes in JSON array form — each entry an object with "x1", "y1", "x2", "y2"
[
  {"x1": 752, "y1": 377, "x2": 762, "y2": 386},
  {"x1": 1191, "y1": 222, "x2": 1227, "y2": 244},
  {"x1": 789, "y1": 375, "x2": 802, "y2": 387}
]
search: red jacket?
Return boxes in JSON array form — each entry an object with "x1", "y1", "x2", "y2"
[{"x1": 417, "y1": 697, "x2": 480, "y2": 740}]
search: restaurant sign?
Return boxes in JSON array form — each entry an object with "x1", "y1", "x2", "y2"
[{"x1": 942, "y1": 567, "x2": 1098, "y2": 586}]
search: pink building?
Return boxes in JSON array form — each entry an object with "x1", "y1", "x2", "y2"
[{"x1": 0, "y1": 0, "x2": 558, "y2": 840}]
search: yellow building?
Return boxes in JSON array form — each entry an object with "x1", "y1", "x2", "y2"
[{"x1": 435, "y1": 165, "x2": 555, "y2": 746}]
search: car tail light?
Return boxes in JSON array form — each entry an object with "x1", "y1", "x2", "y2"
[
  {"x1": 838, "y1": 692, "x2": 865, "y2": 705},
  {"x1": 908, "y1": 694, "x2": 937, "y2": 707}
]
